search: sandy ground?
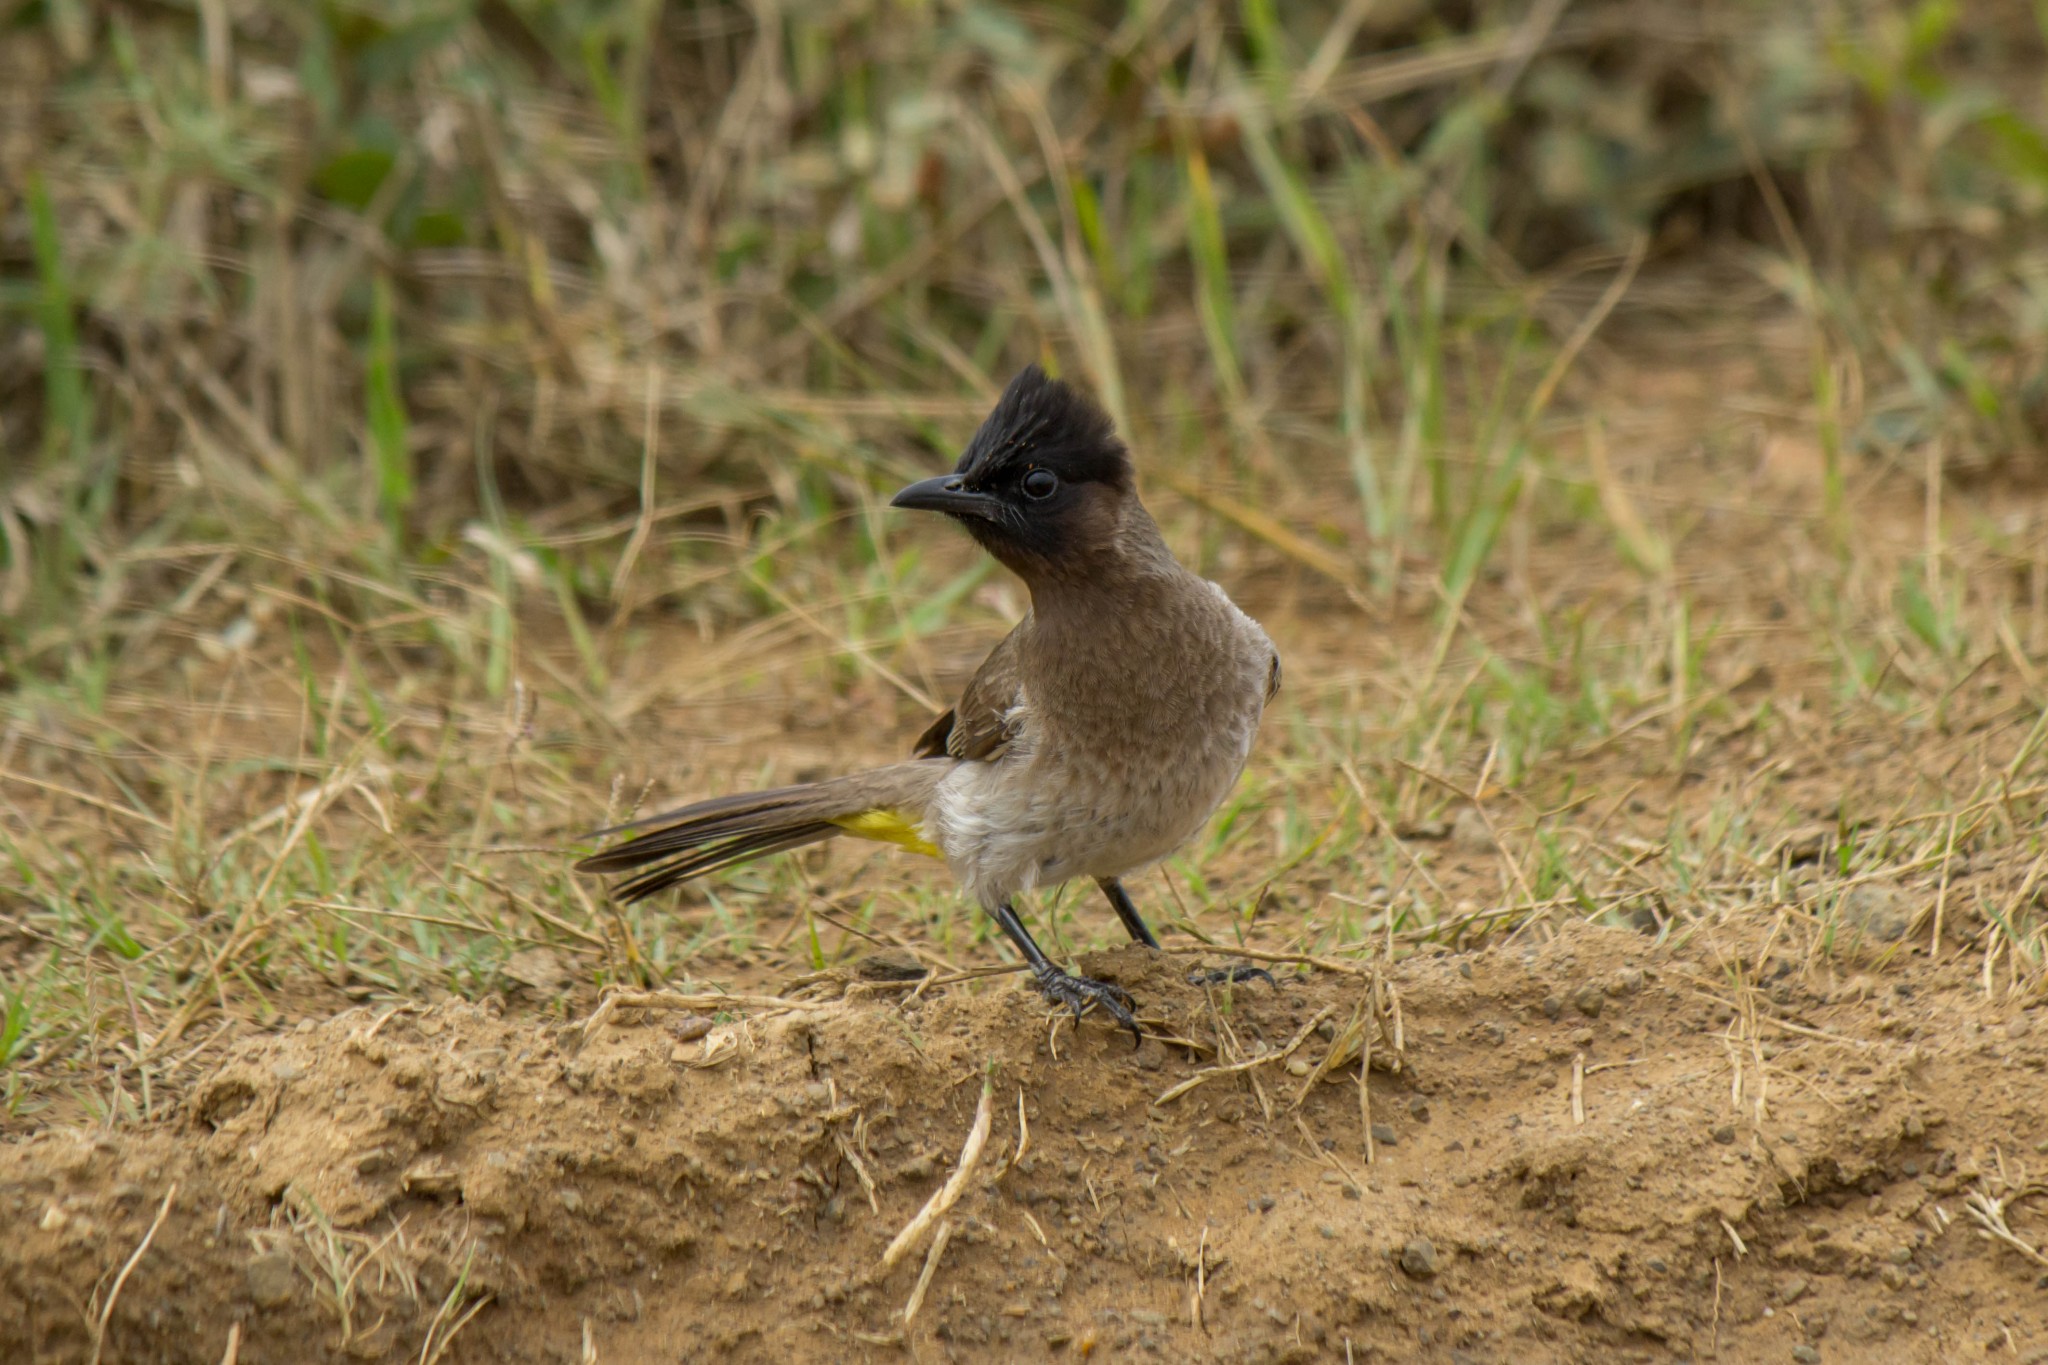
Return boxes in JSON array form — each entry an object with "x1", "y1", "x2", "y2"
[{"x1": 8, "y1": 917, "x2": 2047, "y2": 1364}]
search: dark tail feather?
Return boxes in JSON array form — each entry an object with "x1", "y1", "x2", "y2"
[
  {"x1": 611, "y1": 822, "x2": 840, "y2": 902},
  {"x1": 577, "y1": 784, "x2": 827, "y2": 865},
  {"x1": 574, "y1": 760, "x2": 947, "y2": 901}
]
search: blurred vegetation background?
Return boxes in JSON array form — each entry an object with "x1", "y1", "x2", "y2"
[
  {"x1": 6, "y1": 0, "x2": 2048, "y2": 1116},
  {"x1": 6, "y1": 0, "x2": 2045, "y2": 641}
]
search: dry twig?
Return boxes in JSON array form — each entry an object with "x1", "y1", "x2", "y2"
[
  {"x1": 1963, "y1": 1158, "x2": 2048, "y2": 1270},
  {"x1": 581, "y1": 988, "x2": 807, "y2": 1042},
  {"x1": 90, "y1": 1183, "x2": 178, "y2": 1365},
  {"x1": 901, "y1": 1220, "x2": 954, "y2": 1324},
  {"x1": 1154, "y1": 1006, "x2": 1334, "y2": 1106},
  {"x1": 882, "y1": 1078, "x2": 993, "y2": 1270}
]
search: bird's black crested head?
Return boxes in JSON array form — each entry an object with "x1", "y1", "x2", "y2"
[
  {"x1": 890, "y1": 367, "x2": 1147, "y2": 580},
  {"x1": 952, "y1": 365, "x2": 1133, "y2": 493}
]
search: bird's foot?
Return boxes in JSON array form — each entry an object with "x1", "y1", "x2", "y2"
[
  {"x1": 1034, "y1": 964, "x2": 1142, "y2": 1045},
  {"x1": 1187, "y1": 964, "x2": 1280, "y2": 990}
]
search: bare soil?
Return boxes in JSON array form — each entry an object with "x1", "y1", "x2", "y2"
[
  {"x1": 10, "y1": 337, "x2": 2048, "y2": 1363},
  {"x1": 8, "y1": 918, "x2": 2047, "y2": 1364}
]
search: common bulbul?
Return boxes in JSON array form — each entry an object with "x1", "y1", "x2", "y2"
[{"x1": 576, "y1": 366, "x2": 1281, "y2": 1038}]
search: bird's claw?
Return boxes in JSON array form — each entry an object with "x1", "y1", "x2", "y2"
[
  {"x1": 1035, "y1": 966, "x2": 1142, "y2": 1046},
  {"x1": 1187, "y1": 964, "x2": 1280, "y2": 990}
]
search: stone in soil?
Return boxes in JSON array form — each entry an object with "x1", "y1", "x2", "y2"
[{"x1": 1399, "y1": 1237, "x2": 1438, "y2": 1279}]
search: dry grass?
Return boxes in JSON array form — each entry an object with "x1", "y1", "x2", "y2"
[{"x1": 4, "y1": 0, "x2": 2048, "y2": 1130}]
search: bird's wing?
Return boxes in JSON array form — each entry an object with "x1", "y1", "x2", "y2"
[{"x1": 911, "y1": 616, "x2": 1029, "y2": 762}]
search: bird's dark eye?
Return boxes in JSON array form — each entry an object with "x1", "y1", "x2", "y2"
[{"x1": 1021, "y1": 469, "x2": 1059, "y2": 500}]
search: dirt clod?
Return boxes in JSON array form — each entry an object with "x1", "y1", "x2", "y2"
[
  {"x1": 245, "y1": 1250, "x2": 296, "y2": 1308},
  {"x1": 1399, "y1": 1236, "x2": 1439, "y2": 1278},
  {"x1": 1450, "y1": 806, "x2": 1497, "y2": 853},
  {"x1": 1839, "y1": 881, "x2": 1916, "y2": 943},
  {"x1": 1572, "y1": 984, "x2": 1605, "y2": 1017},
  {"x1": 503, "y1": 947, "x2": 573, "y2": 994},
  {"x1": 856, "y1": 952, "x2": 929, "y2": 981}
]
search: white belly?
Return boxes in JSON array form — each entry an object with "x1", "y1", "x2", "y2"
[{"x1": 927, "y1": 640, "x2": 1268, "y2": 909}]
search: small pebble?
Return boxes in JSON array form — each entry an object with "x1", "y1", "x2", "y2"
[
  {"x1": 1839, "y1": 881, "x2": 1913, "y2": 941},
  {"x1": 1541, "y1": 995, "x2": 1563, "y2": 1020},
  {"x1": 1372, "y1": 1123, "x2": 1398, "y2": 1147},
  {"x1": 1792, "y1": 1346, "x2": 1821, "y2": 1364},
  {"x1": 1712, "y1": 1125, "x2": 1736, "y2": 1146},
  {"x1": 1399, "y1": 1237, "x2": 1438, "y2": 1279},
  {"x1": 1572, "y1": 984, "x2": 1604, "y2": 1018},
  {"x1": 246, "y1": 1250, "x2": 297, "y2": 1308},
  {"x1": 1407, "y1": 1096, "x2": 1430, "y2": 1122},
  {"x1": 1780, "y1": 1275, "x2": 1810, "y2": 1304},
  {"x1": 1450, "y1": 806, "x2": 1497, "y2": 853},
  {"x1": 671, "y1": 1016, "x2": 713, "y2": 1043}
]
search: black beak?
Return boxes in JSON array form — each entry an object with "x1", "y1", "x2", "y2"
[{"x1": 890, "y1": 475, "x2": 1000, "y2": 520}]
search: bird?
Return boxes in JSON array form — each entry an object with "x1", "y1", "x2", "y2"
[{"x1": 575, "y1": 365, "x2": 1281, "y2": 1039}]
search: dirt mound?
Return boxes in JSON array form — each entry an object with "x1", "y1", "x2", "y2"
[{"x1": 8, "y1": 922, "x2": 2048, "y2": 1363}]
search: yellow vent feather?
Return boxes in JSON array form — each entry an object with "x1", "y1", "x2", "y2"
[{"x1": 829, "y1": 809, "x2": 941, "y2": 858}]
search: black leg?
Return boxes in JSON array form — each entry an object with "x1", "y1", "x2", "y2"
[
  {"x1": 1095, "y1": 876, "x2": 1276, "y2": 990},
  {"x1": 1095, "y1": 876, "x2": 1161, "y2": 949},
  {"x1": 988, "y1": 900, "x2": 1142, "y2": 1045}
]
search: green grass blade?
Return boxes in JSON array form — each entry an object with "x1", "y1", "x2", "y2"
[
  {"x1": 366, "y1": 272, "x2": 413, "y2": 542},
  {"x1": 26, "y1": 172, "x2": 87, "y2": 468}
]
